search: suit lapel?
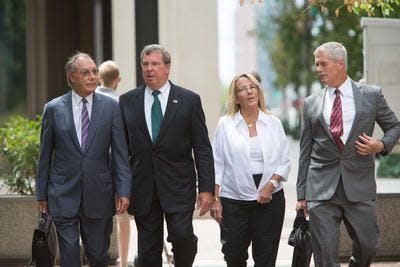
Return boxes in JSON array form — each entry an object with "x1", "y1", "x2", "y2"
[
  {"x1": 84, "y1": 92, "x2": 100, "y2": 152},
  {"x1": 317, "y1": 88, "x2": 334, "y2": 141},
  {"x1": 155, "y1": 84, "x2": 182, "y2": 144},
  {"x1": 63, "y1": 92, "x2": 82, "y2": 152},
  {"x1": 346, "y1": 80, "x2": 363, "y2": 142},
  {"x1": 136, "y1": 87, "x2": 153, "y2": 143}
]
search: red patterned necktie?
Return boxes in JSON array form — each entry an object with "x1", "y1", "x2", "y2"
[{"x1": 330, "y1": 89, "x2": 344, "y2": 150}]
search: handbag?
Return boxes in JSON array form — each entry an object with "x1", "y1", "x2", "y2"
[
  {"x1": 288, "y1": 209, "x2": 312, "y2": 267},
  {"x1": 30, "y1": 212, "x2": 58, "y2": 267}
]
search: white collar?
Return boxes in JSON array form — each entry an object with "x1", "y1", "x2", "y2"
[
  {"x1": 232, "y1": 109, "x2": 270, "y2": 127},
  {"x1": 327, "y1": 77, "x2": 352, "y2": 97},
  {"x1": 145, "y1": 81, "x2": 170, "y2": 96},
  {"x1": 72, "y1": 90, "x2": 93, "y2": 106}
]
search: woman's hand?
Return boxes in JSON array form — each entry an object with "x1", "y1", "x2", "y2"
[
  {"x1": 210, "y1": 197, "x2": 223, "y2": 223},
  {"x1": 257, "y1": 183, "x2": 274, "y2": 204}
]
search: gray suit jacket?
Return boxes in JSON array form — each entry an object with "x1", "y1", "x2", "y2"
[
  {"x1": 36, "y1": 91, "x2": 131, "y2": 218},
  {"x1": 297, "y1": 80, "x2": 400, "y2": 202}
]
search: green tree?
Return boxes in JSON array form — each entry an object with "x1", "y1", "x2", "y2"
[
  {"x1": 0, "y1": 0, "x2": 27, "y2": 119},
  {"x1": 241, "y1": 0, "x2": 400, "y2": 17},
  {"x1": 259, "y1": 0, "x2": 363, "y2": 95},
  {"x1": 259, "y1": 0, "x2": 315, "y2": 97},
  {"x1": 310, "y1": 0, "x2": 400, "y2": 17},
  {"x1": 0, "y1": 116, "x2": 41, "y2": 195},
  {"x1": 257, "y1": 0, "x2": 363, "y2": 138},
  {"x1": 258, "y1": 0, "x2": 400, "y2": 98}
]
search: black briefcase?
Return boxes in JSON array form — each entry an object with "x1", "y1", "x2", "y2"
[
  {"x1": 30, "y1": 212, "x2": 58, "y2": 267},
  {"x1": 288, "y1": 209, "x2": 312, "y2": 267}
]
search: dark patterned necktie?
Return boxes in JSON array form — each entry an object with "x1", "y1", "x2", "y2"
[
  {"x1": 330, "y1": 89, "x2": 344, "y2": 150},
  {"x1": 81, "y1": 98, "x2": 89, "y2": 149},
  {"x1": 151, "y1": 90, "x2": 163, "y2": 143}
]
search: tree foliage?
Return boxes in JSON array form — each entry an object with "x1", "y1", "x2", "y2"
[
  {"x1": 259, "y1": 0, "x2": 316, "y2": 95},
  {"x1": 256, "y1": 0, "x2": 399, "y2": 97},
  {"x1": 258, "y1": 0, "x2": 365, "y2": 96},
  {"x1": 377, "y1": 153, "x2": 400, "y2": 178},
  {"x1": 241, "y1": 0, "x2": 400, "y2": 17},
  {"x1": 0, "y1": 116, "x2": 41, "y2": 195},
  {"x1": 310, "y1": 0, "x2": 400, "y2": 17},
  {"x1": 0, "y1": 0, "x2": 27, "y2": 117}
]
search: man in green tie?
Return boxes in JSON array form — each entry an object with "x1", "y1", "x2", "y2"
[{"x1": 119, "y1": 44, "x2": 215, "y2": 267}]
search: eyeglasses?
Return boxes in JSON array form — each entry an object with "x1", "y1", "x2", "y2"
[
  {"x1": 75, "y1": 69, "x2": 99, "y2": 77},
  {"x1": 237, "y1": 85, "x2": 258, "y2": 94}
]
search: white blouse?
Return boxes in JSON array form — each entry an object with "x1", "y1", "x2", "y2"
[
  {"x1": 249, "y1": 135, "x2": 264, "y2": 174},
  {"x1": 212, "y1": 110, "x2": 290, "y2": 201}
]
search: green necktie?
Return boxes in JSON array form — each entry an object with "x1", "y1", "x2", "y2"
[{"x1": 151, "y1": 90, "x2": 163, "y2": 143}]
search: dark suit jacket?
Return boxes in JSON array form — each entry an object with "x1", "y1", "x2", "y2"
[
  {"x1": 36, "y1": 91, "x2": 131, "y2": 218},
  {"x1": 297, "y1": 80, "x2": 400, "y2": 202},
  {"x1": 119, "y1": 82, "x2": 215, "y2": 216}
]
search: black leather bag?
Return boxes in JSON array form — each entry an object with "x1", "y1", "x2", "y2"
[
  {"x1": 30, "y1": 212, "x2": 58, "y2": 267},
  {"x1": 288, "y1": 209, "x2": 312, "y2": 267}
]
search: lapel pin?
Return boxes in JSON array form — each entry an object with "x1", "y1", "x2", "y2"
[{"x1": 173, "y1": 99, "x2": 178, "y2": 103}]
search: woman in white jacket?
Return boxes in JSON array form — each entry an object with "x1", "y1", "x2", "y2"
[{"x1": 211, "y1": 73, "x2": 290, "y2": 267}]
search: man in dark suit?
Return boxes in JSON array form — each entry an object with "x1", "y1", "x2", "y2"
[
  {"x1": 297, "y1": 41, "x2": 400, "y2": 266},
  {"x1": 119, "y1": 44, "x2": 215, "y2": 267},
  {"x1": 36, "y1": 52, "x2": 131, "y2": 267}
]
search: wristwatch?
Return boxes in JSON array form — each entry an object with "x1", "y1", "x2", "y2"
[{"x1": 269, "y1": 179, "x2": 280, "y2": 188}]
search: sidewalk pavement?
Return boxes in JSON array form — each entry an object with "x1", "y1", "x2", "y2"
[{"x1": 121, "y1": 138, "x2": 400, "y2": 267}]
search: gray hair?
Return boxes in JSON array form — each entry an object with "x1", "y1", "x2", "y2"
[
  {"x1": 314, "y1": 42, "x2": 347, "y2": 69},
  {"x1": 140, "y1": 44, "x2": 171, "y2": 65},
  {"x1": 65, "y1": 52, "x2": 93, "y2": 86}
]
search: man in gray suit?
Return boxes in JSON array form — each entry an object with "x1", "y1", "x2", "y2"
[
  {"x1": 297, "y1": 42, "x2": 400, "y2": 266},
  {"x1": 36, "y1": 52, "x2": 131, "y2": 267}
]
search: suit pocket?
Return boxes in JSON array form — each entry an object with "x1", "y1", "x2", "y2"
[
  {"x1": 176, "y1": 162, "x2": 196, "y2": 178},
  {"x1": 50, "y1": 174, "x2": 66, "y2": 185},
  {"x1": 99, "y1": 171, "x2": 113, "y2": 184}
]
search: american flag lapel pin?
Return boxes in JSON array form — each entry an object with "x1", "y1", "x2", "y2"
[{"x1": 173, "y1": 99, "x2": 178, "y2": 103}]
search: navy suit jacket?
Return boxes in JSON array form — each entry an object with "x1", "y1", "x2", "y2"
[
  {"x1": 119, "y1": 82, "x2": 215, "y2": 216},
  {"x1": 36, "y1": 91, "x2": 131, "y2": 218}
]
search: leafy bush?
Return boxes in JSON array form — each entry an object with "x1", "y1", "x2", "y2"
[
  {"x1": 377, "y1": 153, "x2": 400, "y2": 178},
  {"x1": 0, "y1": 115, "x2": 41, "y2": 195}
]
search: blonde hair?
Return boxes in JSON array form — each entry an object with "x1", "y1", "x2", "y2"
[
  {"x1": 226, "y1": 73, "x2": 268, "y2": 116},
  {"x1": 98, "y1": 60, "x2": 120, "y2": 88}
]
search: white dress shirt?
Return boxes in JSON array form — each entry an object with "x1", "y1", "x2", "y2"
[
  {"x1": 144, "y1": 81, "x2": 170, "y2": 139},
  {"x1": 71, "y1": 90, "x2": 93, "y2": 146},
  {"x1": 96, "y1": 86, "x2": 119, "y2": 102},
  {"x1": 212, "y1": 110, "x2": 291, "y2": 200},
  {"x1": 323, "y1": 77, "x2": 355, "y2": 144}
]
